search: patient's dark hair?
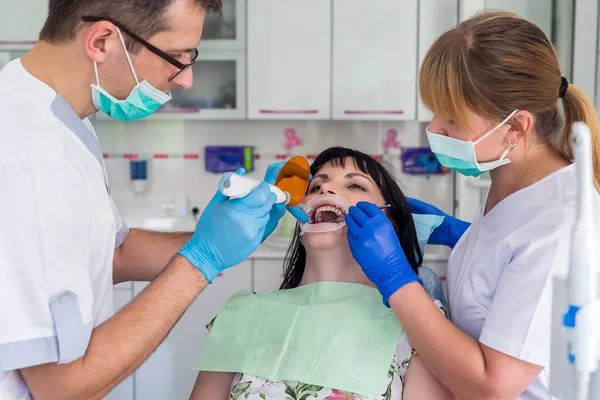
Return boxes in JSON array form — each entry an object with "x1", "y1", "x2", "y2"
[{"x1": 280, "y1": 147, "x2": 422, "y2": 290}]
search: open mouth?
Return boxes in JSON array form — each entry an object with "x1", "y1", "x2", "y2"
[
  {"x1": 310, "y1": 205, "x2": 345, "y2": 224},
  {"x1": 300, "y1": 194, "x2": 350, "y2": 235},
  {"x1": 304, "y1": 194, "x2": 350, "y2": 225}
]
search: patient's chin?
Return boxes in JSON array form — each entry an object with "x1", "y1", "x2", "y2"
[{"x1": 301, "y1": 228, "x2": 347, "y2": 250}]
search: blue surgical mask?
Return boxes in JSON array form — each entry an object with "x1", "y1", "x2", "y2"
[
  {"x1": 426, "y1": 110, "x2": 519, "y2": 177},
  {"x1": 412, "y1": 213, "x2": 445, "y2": 256},
  {"x1": 91, "y1": 28, "x2": 172, "y2": 121}
]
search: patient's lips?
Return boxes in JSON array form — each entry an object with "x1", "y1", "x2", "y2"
[
  {"x1": 306, "y1": 194, "x2": 350, "y2": 224},
  {"x1": 300, "y1": 194, "x2": 351, "y2": 235}
]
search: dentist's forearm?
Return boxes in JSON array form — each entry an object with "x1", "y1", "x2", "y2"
[
  {"x1": 388, "y1": 283, "x2": 500, "y2": 399},
  {"x1": 113, "y1": 228, "x2": 193, "y2": 283},
  {"x1": 21, "y1": 255, "x2": 208, "y2": 400}
]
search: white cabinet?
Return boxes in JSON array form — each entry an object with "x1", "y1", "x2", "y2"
[
  {"x1": 0, "y1": 0, "x2": 46, "y2": 48},
  {"x1": 418, "y1": 0, "x2": 459, "y2": 122},
  {"x1": 155, "y1": 51, "x2": 245, "y2": 120},
  {"x1": 198, "y1": 0, "x2": 246, "y2": 51},
  {"x1": 95, "y1": 52, "x2": 246, "y2": 120},
  {"x1": 105, "y1": 287, "x2": 135, "y2": 400},
  {"x1": 485, "y1": 0, "x2": 553, "y2": 38},
  {"x1": 332, "y1": 0, "x2": 418, "y2": 121},
  {"x1": 247, "y1": 0, "x2": 331, "y2": 120},
  {"x1": 133, "y1": 261, "x2": 252, "y2": 400},
  {"x1": 253, "y1": 259, "x2": 286, "y2": 293}
]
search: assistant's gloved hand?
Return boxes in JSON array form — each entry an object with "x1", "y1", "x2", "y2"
[
  {"x1": 346, "y1": 202, "x2": 423, "y2": 306},
  {"x1": 178, "y1": 170, "x2": 277, "y2": 282},
  {"x1": 262, "y1": 161, "x2": 309, "y2": 241},
  {"x1": 407, "y1": 197, "x2": 470, "y2": 249}
]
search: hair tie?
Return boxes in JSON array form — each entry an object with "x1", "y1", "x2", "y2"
[{"x1": 558, "y1": 76, "x2": 569, "y2": 98}]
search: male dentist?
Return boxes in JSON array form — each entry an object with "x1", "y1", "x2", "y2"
[{"x1": 0, "y1": 1, "x2": 305, "y2": 398}]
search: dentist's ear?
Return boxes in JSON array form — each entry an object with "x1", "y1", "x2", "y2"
[
  {"x1": 83, "y1": 20, "x2": 120, "y2": 64},
  {"x1": 506, "y1": 110, "x2": 535, "y2": 148}
]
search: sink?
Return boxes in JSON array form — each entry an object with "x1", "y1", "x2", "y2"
[{"x1": 123, "y1": 216, "x2": 197, "y2": 232}]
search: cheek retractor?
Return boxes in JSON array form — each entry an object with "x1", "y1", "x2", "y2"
[{"x1": 299, "y1": 201, "x2": 391, "y2": 236}]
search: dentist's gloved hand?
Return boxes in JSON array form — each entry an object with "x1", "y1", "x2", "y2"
[
  {"x1": 178, "y1": 169, "x2": 277, "y2": 283},
  {"x1": 262, "y1": 161, "x2": 309, "y2": 241},
  {"x1": 407, "y1": 197, "x2": 470, "y2": 249},
  {"x1": 346, "y1": 202, "x2": 423, "y2": 306}
]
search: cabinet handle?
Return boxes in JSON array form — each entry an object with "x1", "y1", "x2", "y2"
[
  {"x1": 0, "y1": 40, "x2": 37, "y2": 45},
  {"x1": 156, "y1": 108, "x2": 201, "y2": 114},
  {"x1": 344, "y1": 110, "x2": 404, "y2": 115},
  {"x1": 259, "y1": 109, "x2": 319, "y2": 114}
]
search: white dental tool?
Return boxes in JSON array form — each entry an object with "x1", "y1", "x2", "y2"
[
  {"x1": 220, "y1": 173, "x2": 290, "y2": 204},
  {"x1": 562, "y1": 122, "x2": 600, "y2": 400}
]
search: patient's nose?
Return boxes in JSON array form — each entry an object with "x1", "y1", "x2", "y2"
[{"x1": 319, "y1": 182, "x2": 338, "y2": 195}]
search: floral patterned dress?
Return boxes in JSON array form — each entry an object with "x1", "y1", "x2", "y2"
[{"x1": 226, "y1": 337, "x2": 414, "y2": 400}]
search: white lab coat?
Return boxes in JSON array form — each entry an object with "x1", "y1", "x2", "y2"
[
  {"x1": 447, "y1": 163, "x2": 600, "y2": 399},
  {"x1": 0, "y1": 59, "x2": 128, "y2": 399}
]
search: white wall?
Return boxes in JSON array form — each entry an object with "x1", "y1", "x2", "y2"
[{"x1": 95, "y1": 119, "x2": 456, "y2": 218}]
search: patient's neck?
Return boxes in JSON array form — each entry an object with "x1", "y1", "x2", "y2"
[{"x1": 300, "y1": 242, "x2": 374, "y2": 287}]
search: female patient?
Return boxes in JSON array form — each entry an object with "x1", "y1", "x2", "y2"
[{"x1": 190, "y1": 147, "x2": 452, "y2": 399}]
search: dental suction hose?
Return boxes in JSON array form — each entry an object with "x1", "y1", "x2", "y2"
[
  {"x1": 563, "y1": 122, "x2": 599, "y2": 400},
  {"x1": 220, "y1": 173, "x2": 290, "y2": 205}
]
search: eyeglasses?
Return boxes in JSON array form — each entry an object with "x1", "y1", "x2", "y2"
[{"x1": 82, "y1": 16, "x2": 198, "y2": 82}]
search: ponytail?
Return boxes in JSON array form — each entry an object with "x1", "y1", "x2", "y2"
[{"x1": 559, "y1": 84, "x2": 600, "y2": 191}]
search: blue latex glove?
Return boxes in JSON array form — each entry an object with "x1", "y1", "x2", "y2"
[
  {"x1": 178, "y1": 170, "x2": 277, "y2": 283},
  {"x1": 407, "y1": 197, "x2": 471, "y2": 249},
  {"x1": 262, "y1": 161, "x2": 310, "y2": 241},
  {"x1": 346, "y1": 202, "x2": 423, "y2": 306}
]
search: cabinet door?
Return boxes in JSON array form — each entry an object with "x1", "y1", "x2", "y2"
[
  {"x1": 95, "y1": 52, "x2": 246, "y2": 120},
  {"x1": 105, "y1": 288, "x2": 135, "y2": 400},
  {"x1": 0, "y1": 0, "x2": 46, "y2": 46},
  {"x1": 485, "y1": 0, "x2": 553, "y2": 38},
  {"x1": 133, "y1": 261, "x2": 252, "y2": 400},
  {"x1": 198, "y1": 0, "x2": 245, "y2": 51},
  {"x1": 247, "y1": 0, "x2": 332, "y2": 120},
  {"x1": 253, "y1": 259, "x2": 285, "y2": 293},
  {"x1": 332, "y1": 0, "x2": 418, "y2": 121},
  {"x1": 418, "y1": 0, "x2": 459, "y2": 121}
]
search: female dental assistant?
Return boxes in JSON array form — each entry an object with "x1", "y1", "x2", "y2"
[{"x1": 346, "y1": 11, "x2": 600, "y2": 400}]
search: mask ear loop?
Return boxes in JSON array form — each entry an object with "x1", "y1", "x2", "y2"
[
  {"x1": 115, "y1": 27, "x2": 140, "y2": 85},
  {"x1": 93, "y1": 61, "x2": 101, "y2": 86},
  {"x1": 472, "y1": 109, "x2": 519, "y2": 161},
  {"x1": 473, "y1": 109, "x2": 519, "y2": 146}
]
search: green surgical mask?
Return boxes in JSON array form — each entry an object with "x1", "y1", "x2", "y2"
[
  {"x1": 426, "y1": 110, "x2": 519, "y2": 177},
  {"x1": 90, "y1": 27, "x2": 172, "y2": 121}
]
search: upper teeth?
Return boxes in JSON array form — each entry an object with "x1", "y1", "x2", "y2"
[{"x1": 314, "y1": 205, "x2": 345, "y2": 223}]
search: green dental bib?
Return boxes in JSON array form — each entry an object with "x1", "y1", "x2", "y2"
[{"x1": 194, "y1": 281, "x2": 402, "y2": 397}]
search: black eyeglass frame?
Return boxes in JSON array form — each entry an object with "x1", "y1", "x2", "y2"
[{"x1": 82, "y1": 16, "x2": 198, "y2": 82}]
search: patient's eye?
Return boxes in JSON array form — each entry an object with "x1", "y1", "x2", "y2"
[
  {"x1": 308, "y1": 184, "x2": 321, "y2": 193},
  {"x1": 348, "y1": 183, "x2": 365, "y2": 191}
]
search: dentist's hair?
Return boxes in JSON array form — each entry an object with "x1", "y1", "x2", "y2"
[
  {"x1": 280, "y1": 147, "x2": 423, "y2": 290},
  {"x1": 419, "y1": 11, "x2": 600, "y2": 191},
  {"x1": 39, "y1": 0, "x2": 222, "y2": 53}
]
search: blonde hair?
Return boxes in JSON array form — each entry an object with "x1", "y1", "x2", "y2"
[{"x1": 419, "y1": 11, "x2": 600, "y2": 191}]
